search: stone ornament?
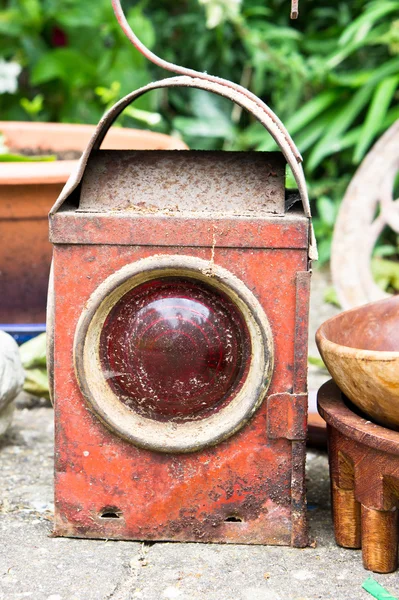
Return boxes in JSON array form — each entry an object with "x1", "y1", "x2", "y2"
[
  {"x1": 0, "y1": 331, "x2": 24, "y2": 437},
  {"x1": 331, "y1": 120, "x2": 399, "y2": 309}
]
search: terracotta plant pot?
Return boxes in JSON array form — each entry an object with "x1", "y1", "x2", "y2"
[
  {"x1": 316, "y1": 295, "x2": 399, "y2": 430},
  {"x1": 0, "y1": 121, "x2": 187, "y2": 324}
]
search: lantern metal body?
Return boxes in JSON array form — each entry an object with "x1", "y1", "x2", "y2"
[{"x1": 48, "y1": 77, "x2": 314, "y2": 546}]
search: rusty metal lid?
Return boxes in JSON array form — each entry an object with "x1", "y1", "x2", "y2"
[
  {"x1": 51, "y1": 77, "x2": 317, "y2": 260},
  {"x1": 78, "y1": 150, "x2": 286, "y2": 216}
]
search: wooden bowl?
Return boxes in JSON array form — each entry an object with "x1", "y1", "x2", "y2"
[{"x1": 316, "y1": 295, "x2": 399, "y2": 430}]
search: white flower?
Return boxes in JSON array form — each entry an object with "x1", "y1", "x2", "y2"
[
  {"x1": 198, "y1": 0, "x2": 242, "y2": 29},
  {"x1": 0, "y1": 60, "x2": 22, "y2": 94}
]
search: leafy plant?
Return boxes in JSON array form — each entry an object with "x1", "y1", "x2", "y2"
[
  {"x1": 324, "y1": 286, "x2": 341, "y2": 308},
  {"x1": 20, "y1": 93, "x2": 44, "y2": 119},
  {"x1": 1, "y1": 0, "x2": 399, "y2": 263},
  {"x1": 308, "y1": 356, "x2": 327, "y2": 370},
  {"x1": 372, "y1": 257, "x2": 399, "y2": 293}
]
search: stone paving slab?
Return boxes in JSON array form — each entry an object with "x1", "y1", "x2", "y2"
[{"x1": 1, "y1": 407, "x2": 399, "y2": 600}]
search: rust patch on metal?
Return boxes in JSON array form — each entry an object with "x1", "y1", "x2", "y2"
[
  {"x1": 79, "y1": 150, "x2": 286, "y2": 216},
  {"x1": 267, "y1": 393, "x2": 307, "y2": 441},
  {"x1": 294, "y1": 270, "x2": 311, "y2": 394},
  {"x1": 290, "y1": 440, "x2": 308, "y2": 547},
  {"x1": 50, "y1": 210, "x2": 309, "y2": 248}
]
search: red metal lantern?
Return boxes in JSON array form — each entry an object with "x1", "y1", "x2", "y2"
[{"x1": 48, "y1": 5, "x2": 316, "y2": 546}]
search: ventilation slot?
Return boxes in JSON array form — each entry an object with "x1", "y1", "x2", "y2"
[{"x1": 99, "y1": 507, "x2": 122, "y2": 519}]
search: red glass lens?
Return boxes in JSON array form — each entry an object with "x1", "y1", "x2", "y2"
[{"x1": 100, "y1": 277, "x2": 251, "y2": 421}]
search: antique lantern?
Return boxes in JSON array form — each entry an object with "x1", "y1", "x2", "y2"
[{"x1": 48, "y1": 1, "x2": 316, "y2": 547}]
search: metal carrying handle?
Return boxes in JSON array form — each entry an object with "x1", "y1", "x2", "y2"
[
  {"x1": 111, "y1": 0, "x2": 302, "y2": 164},
  {"x1": 51, "y1": 0, "x2": 316, "y2": 260},
  {"x1": 52, "y1": 76, "x2": 310, "y2": 215}
]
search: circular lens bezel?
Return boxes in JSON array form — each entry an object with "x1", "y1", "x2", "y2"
[{"x1": 74, "y1": 255, "x2": 274, "y2": 453}]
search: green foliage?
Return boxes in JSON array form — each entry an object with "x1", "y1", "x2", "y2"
[
  {"x1": 312, "y1": 195, "x2": 340, "y2": 264},
  {"x1": 308, "y1": 356, "x2": 327, "y2": 370},
  {"x1": 19, "y1": 332, "x2": 47, "y2": 369},
  {"x1": 1, "y1": 0, "x2": 399, "y2": 262},
  {"x1": 0, "y1": 152, "x2": 55, "y2": 161},
  {"x1": 324, "y1": 286, "x2": 341, "y2": 308},
  {"x1": 19, "y1": 333, "x2": 49, "y2": 399},
  {"x1": 372, "y1": 257, "x2": 399, "y2": 293},
  {"x1": 19, "y1": 93, "x2": 44, "y2": 119}
]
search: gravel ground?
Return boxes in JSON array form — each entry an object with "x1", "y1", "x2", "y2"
[
  {"x1": 1, "y1": 269, "x2": 398, "y2": 600},
  {"x1": 1, "y1": 408, "x2": 398, "y2": 600}
]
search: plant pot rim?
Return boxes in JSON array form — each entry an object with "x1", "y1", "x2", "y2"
[{"x1": 0, "y1": 121, "x2": 187, "y2": 185}]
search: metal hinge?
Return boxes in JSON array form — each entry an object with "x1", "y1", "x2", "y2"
[{"x1": 267, "y1": 392, "x2": 308, "y2": 440}]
